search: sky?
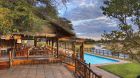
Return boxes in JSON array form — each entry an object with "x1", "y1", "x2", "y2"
[{"x1": 57, "y1": 0, "x2": 119, "y2": 40}]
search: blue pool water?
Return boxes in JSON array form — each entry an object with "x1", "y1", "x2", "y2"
[{"x1": 84, "y1": 53, "x2": 119, "y2": 64}]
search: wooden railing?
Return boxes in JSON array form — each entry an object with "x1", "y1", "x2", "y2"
[
  {"x1": 59, "y1": 55, "x2": 102, "y2": 78},
  {"x1": 52, "y1": 45, "x2": 102, "y2": 78},
  {"x1": 75, "y1": 58, "x2": 102, "y2": 78},
  {"x1": 16, "y1": 47, "x2": 30, "y2": 57},
  {"x1": 85, "y1": 48, "x2": 131, "y2": 60}
]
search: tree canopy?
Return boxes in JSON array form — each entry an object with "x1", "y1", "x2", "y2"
[
  {"x1": 101, "y1": 0, "x2": 140, "y2": 62},
  {"x1": 0, "y1": 0, "x2": 72, "y2": 35}
]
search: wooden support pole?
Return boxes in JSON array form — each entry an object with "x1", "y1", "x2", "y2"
[
  {"x1": 60, "y1": 42, "x2": 63, "y2": 48},
  {"x1": 72, "y1": 41, "x2": 75, "y2": 59},
  {"x1": 67, "y1": 42, "x2": 69, "y2": 49},
  {"x1": 9, "y1": 51, "x2": 12, "y2": 68},
  {"x1": 56, "y1": 38, "x2": 59, "y2": 58},
  {"x1": 51, "y1": 39, "x2": 54, "y2": 55},
  {"x1": 64, "y1": 42, "x2": 67, "y2": 54},
  {"x1": 0, "y1": 39, "x2": 2, "y2": 57},
  {"x1": 62, "y1": 42, "x2": 64, "y2": 48},
  {"x1": 34, "y1": 37, "x2": 37, "y2": 47},
  {"x1": 59, "y1": 41, "x2": 61, "y2": 48},
  {"x1": 80, "y1": 42, "x2": 84, "y2": 61},
  {"x1": 27, "y1": 50, "x2": 29, "y2": 59},
  {"x1": 46, "y1": 38, "x2": 48, "y2": 46},
  {"x1": 13, "y1": 40, "x2": 16, "y2": 58},
  {"x1": 48, "y1": 40, "x2": 50, "y2": 46}
]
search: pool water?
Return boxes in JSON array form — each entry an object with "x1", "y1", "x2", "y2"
[{"x1": 84, "y1": 53, "x2": 119, "y2": 64}]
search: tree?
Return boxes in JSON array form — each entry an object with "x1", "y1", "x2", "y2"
[
  {"x1": 0, "y1": 8, "x2": 14, "y2": 34},
  {"x1": 101, "y1": 0, "x2": 140, "y2": 62},
  {"x1": 101, "y1": 0, "x2": 137, "y2": 36},
  {"x1": 0, "y1": 0, "x2": 72, "y2": 35}
]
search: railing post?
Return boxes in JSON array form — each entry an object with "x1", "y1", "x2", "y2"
[
  {"x1": 112, "y1": 52, "x2": 113, "y2": 57},
  {"x1": 103, "y1": 50, "x2": 104, "y2": 55},
  {"x1": 118, "y1": 52, "x2": 119, "y2": 58},
  {"x1": 124, "y1": 53, "x2": 126, "y2": 59},
  {"x1": 89, "y1": 63, "x2": 90, "y2": 68},
  {"x1": 107, "y1": 51, "x2": 109, "y2": 56},
  {"x1": 99, "y1": 75, "x2": 102, "y2": 78},
  {"x1": 84, "y1": 64, "x2": 86, "y2": 78},
  {"x1": 75, "y1": 58, "x2": 77, "y2": 73}
]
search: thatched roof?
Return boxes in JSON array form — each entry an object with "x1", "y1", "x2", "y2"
[
  {"x1": 0, "y1": 20, "x2": 75, "y2": 40},
  {"x1": 49, "y1": 21, "x2": 75, "y2": 37},
  {"x1": 28, "y1": 21, "x2": 75, "y2": 38}
]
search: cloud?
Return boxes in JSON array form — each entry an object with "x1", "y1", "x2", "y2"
[
  {"x1": 94, "y1": 16, "x2": 119, "y2": 27},
  {"x1": 57, "y1": 0, "x2": 118, "y2": 40},
  {"x1": 72, "y1": 19, "x2": 95, "y2": 26},
  {"x1": 94, "y1": 16, "x2": 108, "y2": 21},
  {"x1": 71, "y1": 16, "x2": 118, "y2": 27},
  {"x1": 79, "y1": 0, "x2": 96, "y2": 8}
]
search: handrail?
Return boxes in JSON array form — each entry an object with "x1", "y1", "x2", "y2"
[
  {"x1": 59, "y1": 55, "x2": 102, "y2": 78},
  {"x1": 75, "y1": 57, "x2": 102, "y2": 78},
  {"x1": 47, "y1": 46, "x2": 102, "y2": 78},
  {"x1": 85, "y1": 48, "x2": 131, "y2": 60}
]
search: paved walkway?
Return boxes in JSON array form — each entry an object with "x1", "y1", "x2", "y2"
[
  {"x1": 0, "y1": 64, "x2": 75, "y2": 78},
  {"x1": 91, "y1": 66, "x2": 120, "y2": 78}
]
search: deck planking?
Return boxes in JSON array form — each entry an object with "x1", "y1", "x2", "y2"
[{"x1": 0, "y1": 64, "x2": 75, "y2": 78}]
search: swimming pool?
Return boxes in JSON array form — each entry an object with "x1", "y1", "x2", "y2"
[{"x1": 84, "y1": 53, "x2": 119, "y2": 64}]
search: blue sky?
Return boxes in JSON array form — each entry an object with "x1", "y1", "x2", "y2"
[{"x1": 57, "y1": 0, "x2": 119, "y2": 40}]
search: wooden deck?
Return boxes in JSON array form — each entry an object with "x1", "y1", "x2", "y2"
[{"x1": 0, "y1": 64, "x2": 75, "y2": 78}]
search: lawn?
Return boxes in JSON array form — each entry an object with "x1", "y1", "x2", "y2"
[{"x1": 100, "y1": 63, "x2": 140, "y2": 78}]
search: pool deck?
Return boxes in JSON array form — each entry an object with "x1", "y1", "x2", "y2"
[
  {"x1": 90, "y1": 66, "x2": 120, "y2": 78},
  {"x1": 0, "y1": 64, "x2": 75, "y2": 78},
  {"x1": 93, "y1": 56, "x2": 129, "y2": 66},
  {"x1": 86, "y1": 53, "x2": 129, "y2": 78}
]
